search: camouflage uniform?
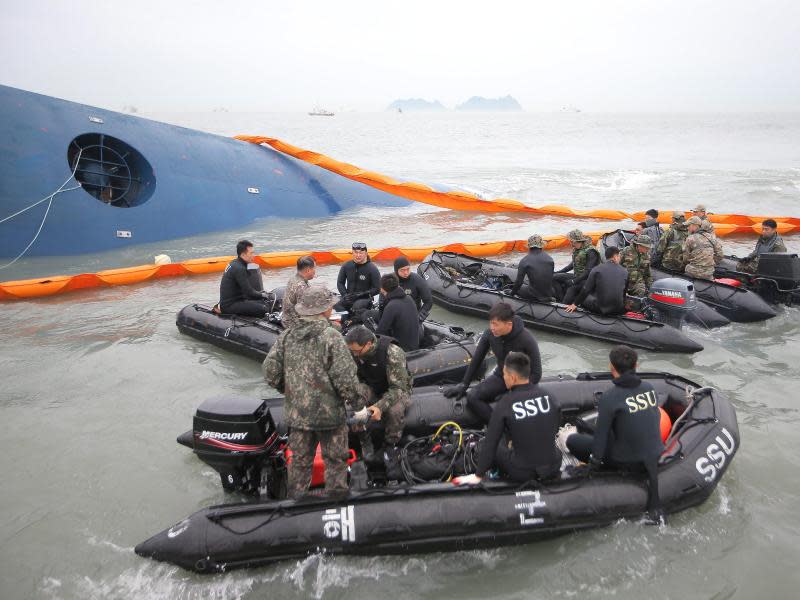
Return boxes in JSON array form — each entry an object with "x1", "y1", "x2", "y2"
[
  {"x1": 692, "y1": 204, "x2": 716, "y2": 236},
  {"x1": 620, "y1": 236, "x2": 653, "y2": 296},
  {"x1": 737, "y1": 233, "x2": 787, "y2": 274},
  {"x1": 263, "y1": 313, "x2": 366, "y2": 498},
  {"x1": 683, "y1": 221, "x2": 723, "y2": 280},
  {"x1": 359, "y1": 342, "x2": 412, "y2": 446},
  {"x1": 281, "y1": 273, "x2": 309, "y2": 329},
  {"x1": 654, "y1": 218, "x2": 689, "y2": 272}
]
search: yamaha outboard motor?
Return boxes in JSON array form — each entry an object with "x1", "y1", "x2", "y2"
[
  {"x1": 190, "y1": 397, "x2": 286, "y2": 497},
  {"x1": 645, "y1": 278, "x2": 698, "y2": 329}
]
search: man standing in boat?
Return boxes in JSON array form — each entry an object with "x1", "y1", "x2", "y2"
[
  {"x1": 393, "y1": 256, "x2": 433, "y2": 322},
  {"x1": 553, "y1": 230, "x2": 600, "y2": 304},
  {"x1": 263, "y1": 285, "x2": 367, "y2": 498},
  {"x1": 736, "y1": 219, "x2": 787, "y2": 274},
  {"x1": 641, "y1": 209, "x2": 662, "y2": 258},
  {"x1": 335, "y1": 242, "x2": 382, "y2": 314},
  {"x1": 444, "y1": 303, "x2": 542, "y2": 424},
  {"x1": 508, "y1": 235, "x2": 556, "y2": 302},
  {"x1": 653, "y1": 211, "x2": 689, "y2": 271},
  {"x1": 282, "y1": 255, "x2": 316, "y2": 329},
  {"x1": 620, "y1": 234, "x2": 654, "y2": 297},
  {"x1": 218, "y1": 240, "x2": 272, "y2": 317},
  {"x1": 683, "y1": 216, "x2": 723, "y2": 280},
  {"x1": 455, "y1": 352, "x2": 561, "y2": 485}
]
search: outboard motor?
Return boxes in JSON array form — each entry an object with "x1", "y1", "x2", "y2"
[
  {"x1": 191, "y1": 397, "x2": 286, "y2": 497},
  {"x1": 645, "y1": 278, "x2": 698, "y2": 329}
]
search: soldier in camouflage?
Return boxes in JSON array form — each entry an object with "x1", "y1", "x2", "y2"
[
  {"x1": 692, "y1": 204, "x2": 715, "y2": 236},
  {"x1": 653, "y1": 211, "x2": 689, "y2": 271},
  {"x1": 620, "y1": 234, "x2": 654, "y2": 296},
  {"x1": 263, "y1": 285, "x2": 366, "y2": 498},
  {"x1": 682, "y1": 216, "x2": 724, "y2": 280},
  {"x1": 281, "y1": 255, "x2": 316, "y2": 329},
  {"x1": 554, "y1": 229, "x2": 601, "y2": 303},
  {"x1": 345, "y1": 326, "x2": 412, "y2": 458},
  {"x1": 736, "y1": 218, "x2": 788, "y2": 274}
]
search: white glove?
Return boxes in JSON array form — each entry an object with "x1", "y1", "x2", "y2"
[
  {"x1": 453, "y1": 474, "x2": 482, "y2": 486},
  {"x1": 352, "y1": 407, "x2": 370, "y2": 424}
]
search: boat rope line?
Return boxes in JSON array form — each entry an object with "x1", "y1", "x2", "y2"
[
  {"x1": 235, "y1": 135, "x2": 800, "y2": 230},
  {"x1": 0, "y1": 225, "x2": 796, "y2": 301},
  {"x1": 0, "y1": 149, "x2": 84, "y2": 271}
]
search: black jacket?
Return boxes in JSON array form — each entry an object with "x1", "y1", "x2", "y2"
[
  {"x1": 399, "y1": 272, "x2": 433, "y2": 321},
  {"x1": 575, "y1": 260, "x2": 628, "y2": 315},
  {"x1": 336, "y1": 259, "x2": 381, "y2": 299},
  {"x1": 377, "y1": 287, "x2": 420, "y2": 351},
  {"x1": 462, "y1": 316, "x2": 542, "y2": 384},
  {"x1": 219, "y1": 258, "x2": 264, "y2": 309},
  {"x1": 476, "y1": 382, "x2": 561, "y2": 477},
  {"x1": 512, "y1": 249, "x2": 555, "y2": 300},
  {"x1": 591, "y1": 372, "x2": 665, "y2": 465}
]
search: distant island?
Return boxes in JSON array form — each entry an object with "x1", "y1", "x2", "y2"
[
  {"x1": 387, "y1": 98, "x2": 446, "y2": 112},
  {"x1": 456, "y1": 95, "x2": 523, "y2": 111}
]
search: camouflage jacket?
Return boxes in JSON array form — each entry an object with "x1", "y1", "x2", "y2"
[
  {"x1": 683, "y1": 231, "x2": 723, "y2": 271},
  {"x1": 281, "y1": 273, "x2": 309, "y2": 329},
  {"x1": 700, "y1": 216, "x2": 716, "y2": 236},
  {"x1": 620, "y1": 245, "x2": 653, "y2": 290},
  {"x1": 565, "y1": 244, "x2": 598, "y2": 280},
  {"x1": 263, "y1": 316, "x2": 366, "y2": 429},
  {"x1": 655, "y1": 225, "x2": 688, "y2": 271},
  {"x1": 361, "y1": 342, "x2": 412, "y2": 413}
]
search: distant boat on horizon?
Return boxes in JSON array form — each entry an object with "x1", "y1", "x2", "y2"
[
  {"x1": 308, "y1": 106, "x2": 335, "y2": 116},
  {"x1": 561, "y1": 105, "x2": 581, "y2": 113}
]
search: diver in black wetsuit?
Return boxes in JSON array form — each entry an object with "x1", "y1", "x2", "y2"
[
  {"x1": 508, "y1": 235, "x2": 555, "y2": 302},
  {"x1": 443, "y1": 303, "x2": 542, "y2": 425},
  {"x1": 566, "y1": 345, "x2": 666, "y2": 522},
  {"x1": 335, "y1": 242, "x2": 381, "y2": 314},
  {"x1": 218, "y1": 240, "x2": 271, "y2": 317},
  {"x1": 455, "y1": 352, "x2": 561, "y2": 485},
  {"x1": 393, "y1": 256, "x2": 433, "y2": 322},
  {"x1": 565, "y1": 246, "x2": 628, "y2": 316},
  {"x1": 376, "y1": 273, "x2": 420, "y2": 351}
]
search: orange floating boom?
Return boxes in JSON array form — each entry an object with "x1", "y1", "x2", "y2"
[
  {"x1": 236, "y1": 135, "x2": 800, "y2": 229},
  {"x1": 0, "y1": 223, "x2": 791, "y2": 301}
]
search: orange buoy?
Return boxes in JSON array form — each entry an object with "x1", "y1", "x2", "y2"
[{"x1": 660, "y1": 407, "x2": 672, "y2": 442}]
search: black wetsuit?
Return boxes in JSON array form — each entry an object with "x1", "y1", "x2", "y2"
[
  {"x1": 463, "y1": 316, "x2": 542, "y2": 424},
  {"x1": 567, "y1": 372, "x2": 665, "y2": 512},
  {"x1": 476, "y1": 382, "x2": 561, "y2": 481},
  {"x1": 511, "y1": 249, "x2": 556, "y2": 301},
  {"x1": 335, "y1": 258, "x2": 381, "y2": 311},
  {"x1": 574, "y1": 260, "x2": 628, "y2": 316},
  {"x1": 377, "y1": 287, "x2": 420, "y2": 351},
  {"x1": 219, "y1": 257, "x2": 268, "y2": 317},
  {"x1": 398, "y1": 272, "x2": 433, "y2": 321}
]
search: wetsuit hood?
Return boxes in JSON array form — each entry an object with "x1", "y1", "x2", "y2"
[
  {"x1": 612, "y1": 371, "x2": 642, "y2": 388},
  {"x1": 394, "y1": 256, "x2": 411, "y2": 274}
]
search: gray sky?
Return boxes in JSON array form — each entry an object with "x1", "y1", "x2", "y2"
[{"x1": 2, "y1": 0, "x2": 799, "y2": 112}]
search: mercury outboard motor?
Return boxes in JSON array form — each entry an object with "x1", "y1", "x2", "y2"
[
  {"x1": 645, "y1": 278, "x2": 698, "y2": 329},
  {"x1": 190, "y1": 397, "x2": 286, "y2": 497}
]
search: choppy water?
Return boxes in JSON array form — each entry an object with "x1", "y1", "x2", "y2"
[{"x1": 1, "y1": 112, "x2": 799, "y2": 599}]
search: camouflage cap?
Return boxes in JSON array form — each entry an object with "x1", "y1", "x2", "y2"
[
  {"x1": 672, "y1": 210, "x2": 686, "y2": 222},
  {"x1": 692, "y1": 204, "x2": 707, "y2": 212},
  {"x1": 527, "y1": 234, "x2": 545, "y2": 248},
  {"x1": 686, "y1": 216, "x2": 703, "y2": 226},
  {"x1": 567, "y1": 229, "x2": 590, "y2": 243},
  {"x1": 295, "y1": 285, "x2": 337, "y2": 316},
  {"x1": 633, "y1": 234, "x2": 653, "y2": 247}
]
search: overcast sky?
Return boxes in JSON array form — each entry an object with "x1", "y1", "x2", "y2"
[{"x1": 2, "y1": 1, "x2": 799, "y2": 112}]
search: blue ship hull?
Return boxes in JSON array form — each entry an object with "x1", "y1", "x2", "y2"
[{"x1": 0, "y1": 85, "x2": 409, "y2": 257}]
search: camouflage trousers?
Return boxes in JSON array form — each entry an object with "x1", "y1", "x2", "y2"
[
  {"x1": 661, "y1": 256, "x2": 685, "y2": 272},
  {"x1": 288, "y1": 425, "x2": 349, "y2": 498},
  {"x1": 736, "y1": 257, "x2": 758, "y2": 274},
  {"x1": 685, "y1": 263, "x2": 715, "y2": 280},
  {"x1": 373, "y1": 391, "x2": 412, "y2": 446},
  {"x1": 626, "y1": 278, "x2": 648, "y2": 297}
]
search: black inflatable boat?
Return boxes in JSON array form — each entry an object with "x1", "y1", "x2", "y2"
[
  {"x1": 417, "y1": 251, "x2": 705, "y2": 353},
  {"x1": 136, "y1": 372, "x2": 739, "y2": 573},
  {"x1": 177, "y1": 304, "x2": 483, "y2": 387},
  {"x1": 600, "y1": 230, "x2": 777, "y2": 322},
  {"x1": 715, "y1": 254, "x2": 800, "y2": 306}
]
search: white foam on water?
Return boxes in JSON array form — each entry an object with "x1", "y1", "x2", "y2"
[{"x1": 38, "y1": 577, "x2": 63, "y2": 600}]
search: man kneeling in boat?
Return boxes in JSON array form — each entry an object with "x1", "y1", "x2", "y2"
[
  {"x1": 345, "y1": 325, "x2": 412, "y2": 462},
  {"x1": 218, "y1": 240, "x2": 273, "y2": 317},
  {"x1": 565, "y1": 345, "x2": 665, "y2": 521},
  {"x1": 565, "y1": 246, "x2": 628, "y2": 316},
  {"x1": 455, "y1": 352, "x2": 561, "y2": 484},
  {"x1": 443, "y1": 302, "x2": 542, "y2": 425}
]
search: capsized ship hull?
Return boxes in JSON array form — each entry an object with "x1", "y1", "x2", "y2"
[{"x1": 0, "y1": 85, "x2": 409, "y2": 257}]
